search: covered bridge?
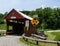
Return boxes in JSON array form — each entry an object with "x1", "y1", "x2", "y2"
[{"x1": 5, "y1": 9, "x2": 37, "y2": 36}]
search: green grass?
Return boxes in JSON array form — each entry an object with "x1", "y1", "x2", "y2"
[
  {"x1": 45, "y1": 31, "x2": 60, "y2": 41},
  {"x1": 20, "y1": 38, "x2": 57, "y2": 46},
  {"x1": 20, "y1": 38, "x2": 38, "y2": 46},
  {"x1": 0, "y1": 23, "x2": 6, "y2": 35},
  {"x1": 0, "y1": 23, "x2": 6, "y2": 30},
  {"x1": 45, "y1": 31, "x2": 56, "y2": 40},
  {"x1": 51, "y1": 32, "x2": 60, "y2": 41}
]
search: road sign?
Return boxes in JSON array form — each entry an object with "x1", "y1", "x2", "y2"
[{"x1": 31, "y1": 19, "x2": 39, "y2": 25}]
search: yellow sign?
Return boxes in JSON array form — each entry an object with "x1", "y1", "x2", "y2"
[{"x1": 31, "y1": 19, "x2": 39, "y2": 25}]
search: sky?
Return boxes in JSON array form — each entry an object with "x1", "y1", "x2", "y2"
[{"x1": 0, "y1": 0, "x2": 60, "y2": 13}]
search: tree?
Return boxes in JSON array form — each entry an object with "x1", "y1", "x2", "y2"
[{"x1": 0, "y1": 13, "x2": 4, "y2": 24}]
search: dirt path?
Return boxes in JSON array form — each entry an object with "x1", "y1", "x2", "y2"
[
  {"x1": 0, "y1": 35, "x2": 27, "y2": 46},
  {"x1": 47, "y1": 30, "x2": 60, "y2": 32}
]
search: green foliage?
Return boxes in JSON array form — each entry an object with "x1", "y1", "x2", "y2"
[
  {"x1": 20, "y1": 11, "x2": 30, "y2": 15},
  {"x1": 0, "y1": 13, "x2": 4, "y2": 24},
  {"x1": 27, "y1": 7, "x2": 60, "y2": 30},
  {"x1": 0, "y1": 12, "x2": 8, "y2": 24},
  {"x1": 0, "y1": 8, "x2": 60, "y2": 30}
]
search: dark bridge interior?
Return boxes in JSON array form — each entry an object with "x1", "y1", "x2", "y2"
[
  {"x1": 13, "y1": 22, "x2": 24, "y2": 35},
  {"x1": 7, "y1": 19, "x2": 25, "y2": 35}
]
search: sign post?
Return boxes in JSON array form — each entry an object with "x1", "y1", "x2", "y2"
[{"x1": 31, "y1": 18, "x2": 39, "y2": 33}]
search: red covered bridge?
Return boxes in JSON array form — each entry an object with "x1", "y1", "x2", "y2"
[{"x1": 5, "y1": 9, "x2": 37, "y2": 36}]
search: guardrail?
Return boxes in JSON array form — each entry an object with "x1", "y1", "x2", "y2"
[
  {"x1": 22, "y1": 36, "x2": 60, "y2": 46},
  {"x1": 31, "y1": 34, "x2": 47, "y2": 40}
]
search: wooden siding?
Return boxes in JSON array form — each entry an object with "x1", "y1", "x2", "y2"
[{"x1": 5, "y1": 9, "x2": 25, "y2": 19}]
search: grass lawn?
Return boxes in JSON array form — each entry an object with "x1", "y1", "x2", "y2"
[
  {"x1": 51, "y1": 32, "x2": 60, "y2": 41},
  {"x1": 20, "y1": 38, "x2": 38, "y2": 46},
  {"x1": 0, "y1": 23, "x2": 6, "y2": 30},
  {"x1": 0, "y1": 23, "x2": 6, "y2": 35},
  {"x1": 45, "y1": 31, "x2": 60, "y2": 41},
  {"x1": 45, "y1": 31, "x2": 56, "y2": 40}
]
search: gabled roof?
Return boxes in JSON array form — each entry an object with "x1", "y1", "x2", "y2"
[
  {"x1": 5, "y1": 9, "x2": 33, "y2": 20},
  {"x1": 16, "y1": 9, "x2": 33, "y2": 20}
]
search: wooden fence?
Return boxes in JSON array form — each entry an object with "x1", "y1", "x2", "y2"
[{"x1": 22, "y1": 36, "x2": 60, "y2": 46}]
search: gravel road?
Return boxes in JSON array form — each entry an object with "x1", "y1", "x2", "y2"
[{"x1": 0, "y1": 35, "x2": 27, "y2": 46}]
